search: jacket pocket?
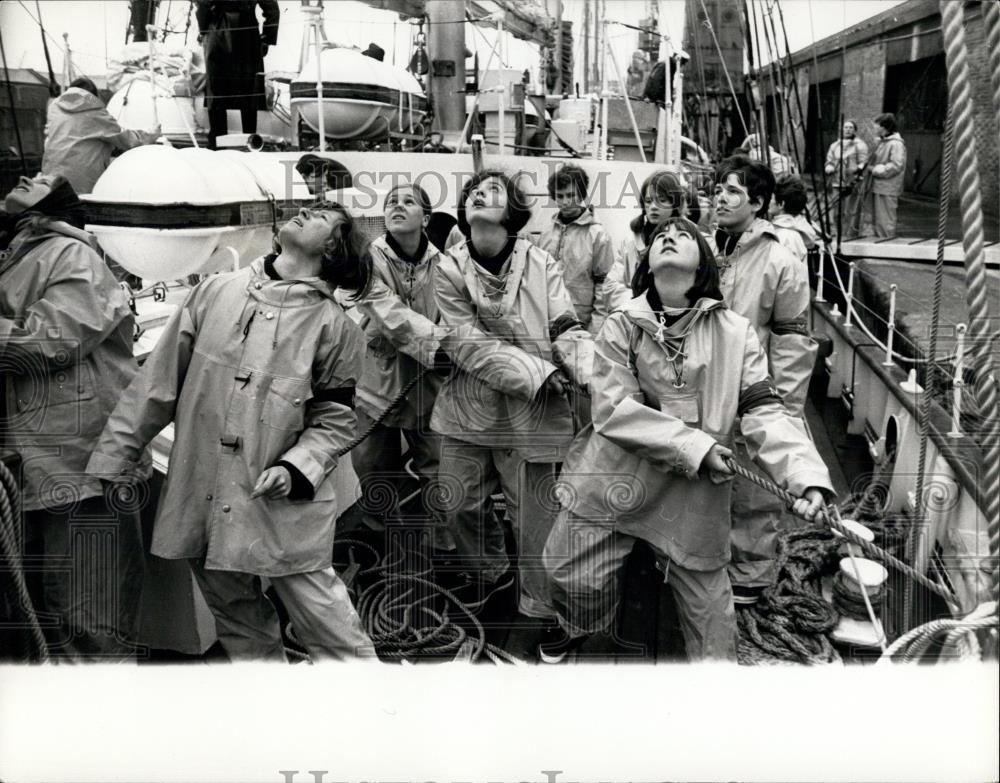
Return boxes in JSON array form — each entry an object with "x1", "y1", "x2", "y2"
[
  {"x1": 14, "y1": 362, "x2": 96, "y2": 413},
  {"x1": 657, "y1": 389, "x2": 701, "y2": 427},
  {"x1": 262, "y1": 376, "x2": 311, "y2": 432}
]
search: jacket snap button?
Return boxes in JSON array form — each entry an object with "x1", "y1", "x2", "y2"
[
  {"x1": 206, "y1": 494, "x2": 213, "y2": 501},
  {"x1": 222, "y1": 504, "x2": 231, "y2": 513},
  {"x1": 254, "y1": 283, "x2": 263, "y2": 290},
  {"x1": 265, "y1": 312, "x2": 274, "y2": 320},
  {"x1": 293, "y1": 398, "x2": 301, "y2": 405}
]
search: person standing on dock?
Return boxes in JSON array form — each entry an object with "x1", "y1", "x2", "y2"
[
  {"x1": 196, "y1": 0, "x2": 280, "y2": 149},
  {"x1": 824, "y1": 120, "x2": 868, "y2": 240},
  {"x1": 861, "y1": 113, "x2": 907, "y2": 239},
  {"x1": 87, "y1": 206, "x2": 376, "y2": 662},
  {"x1": 711, "y1": 156, "x2": 816, "y2": 605}
]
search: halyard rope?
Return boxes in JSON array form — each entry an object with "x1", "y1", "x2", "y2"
[{"x1": 939, "y1": 0, "x2": 1000, "y2": 604}]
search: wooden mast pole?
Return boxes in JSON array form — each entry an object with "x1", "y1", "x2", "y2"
[{"x1": 428, "y1": 0, "x2": 467, "y2": 133}]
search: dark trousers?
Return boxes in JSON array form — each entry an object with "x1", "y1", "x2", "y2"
[
  {"x1": 19, "y1": 493, "x2": 144, "y2": 660},
  {"x1": 207, "y1": 106, "x2": 258, "y2": 149}
]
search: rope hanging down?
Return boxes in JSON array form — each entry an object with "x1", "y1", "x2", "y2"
[{"x1": 938, "y1": 0, "x2": 1000, "y2": 605}]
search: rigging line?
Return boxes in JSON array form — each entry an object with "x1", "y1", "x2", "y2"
[
  {"x1": 742, "y1": 0, "x2": 768, "y2": 166},
  {"x1": 758, "y1": 0, "x2": 788, "y2": 159},
  {"x1": 0, "y1": 23, "x2": 28, "y2": 176},
  {"x1": 915, "y1": 105, "x2": 954, "y2": 620},
  {"x1": 804, "y1": 0, "x2": 832, "y2": 239},
  {"x1": 33, "y1": 0, "x2": 59, "y2": 95},
  {"x1": 763, "y1": 0, "x2": 797, "y2": 166},
  {"x1": 183, "y1": 0, "x2": 193, "y2": 45},
  {"x1": 696, "y1": 0, "x2": 748, "y2": 134}
]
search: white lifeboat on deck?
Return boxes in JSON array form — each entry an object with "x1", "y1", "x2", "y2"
[
  {"x1": 82, "y1": 145, "x2": 309, "y2": 280},
  {"x1": 291, "y1": 48, "x2": 429, "y2": 140}
]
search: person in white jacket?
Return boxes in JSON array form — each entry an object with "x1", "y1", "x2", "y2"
[
  {"x1": 861, "y1": 113, "x2": 907, "y2": 239},
  {"x1": 432, "y1": 169, "x2": 594, "y2": 619},
  {"x1": 769, "y1": 175, "x2": 820, "y2": 263},
  {"x1": 712, "y1": 155, "x2": 817, "y2": 604},
  {"x1": 540, "y1": 218, "x2": 833, "y2": 662},
  {"x1": 353, "y1": 184, "x2": 454, "y2": 553},
  {"x1": 41, "y1": 77, "x2": 160, "y2": 195}
]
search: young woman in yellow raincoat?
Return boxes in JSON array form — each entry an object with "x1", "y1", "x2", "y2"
[
  {"x1": 88, "y1": 205, "x2": 376, "y2": 662},
  {"x1": 432, "y1": 169, "x2": 594, "y2": 619},
  {"x1": 541, "y1": 217, "x2": 833, "y2": 662}
]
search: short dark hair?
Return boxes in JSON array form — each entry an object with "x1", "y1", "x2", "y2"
[
  {"x1": 70, "y1": 76, "x2": 100, "y2": 97},
  {"x1": 631, "y1": 217, "x2": 723, "y2": 303},
  {"x1": 383, "y1": 182, "x2": 432, "y2": 216},
  {"x1": 875, "y1": 113, "x2": 897, "y2": 134},
  {"x1": 456, "y1": 168, "x2": 531, "y2": 236},
  {"x1": 547, "y1": 163, "x2": 589, "y2": 200},
  {"x1": 774, "y1": 175, "x2": 807, "y2": 216},
  {"x1": 629, "y1": 169, "x2": 700, "y2": 233},
  {"x1": 715, "y1": 154, "x2": 775, "y2": 217}
]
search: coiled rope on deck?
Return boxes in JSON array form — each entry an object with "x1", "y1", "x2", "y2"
[
  {"x1": 722, "y1": 455, "x2": 958, "y2": 607},
  {"x1": 737, "y1": 527, "x2": 842, "y2": 665}
]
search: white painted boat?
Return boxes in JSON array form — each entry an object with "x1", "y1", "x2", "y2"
[{"x1": 291, "y1": 48, "x2": 429, "y2": 140}]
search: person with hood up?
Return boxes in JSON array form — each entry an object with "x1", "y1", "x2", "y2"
[
  {"x1": 432, "y1": 169, "x2": 594, "y2": 620},
  {"x1": 605, "y1": 169, "x2": 700, "y2": 313},
  {"x1": 40, "y1": 77, "x2": 160, "y2": 195},
  {"x1": 0, "y1": 174, "x2": 144, "y2": 658},
  {"x1": 87, "y1": 204, "x2": 376, "y2": 662},
  {"x1": 712, "y1": 155, "x2": 817, "y2": 605},
  {"x1": 353, "y1": 184, "x2": 455, "y2": 554},
  {"x1": 540, "y1": 217, "x2": 833, "y2": 662},
  {"x1": 533, "y1": 164, "x2": 615, "y2": 335},
  {"x1": 861, "y1": 113, "x2": 907, "y2": 239},
  {"x1": 768, "y1": 174, "x2": 820, "y2": 264},
  {"x1": 739, "y1": 133, "x2": 796, "y2": 178}
]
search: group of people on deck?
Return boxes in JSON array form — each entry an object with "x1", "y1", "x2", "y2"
[{"x1": 2, "y1": 145, "x2": 844, "y2": 664}]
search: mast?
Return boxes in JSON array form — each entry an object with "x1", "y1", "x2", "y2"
[
  {"x1": 427, "y1": 0, "x2": 467, "y2": 132},
  {"x1": 583, "y1": 0, "x2": 590, "y2": 94}
]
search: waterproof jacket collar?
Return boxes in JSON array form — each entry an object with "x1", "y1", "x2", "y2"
[
  {"x1": 377, "y1": 232, "x2": 437, "y2": 268},
  {"x1": 246, "y1": 256, "x2": 337, "y2": 306},
  {"x1": 0, "y1": 219, "x2": 98, "y2": 276},
  {"x1": 717, "y1": 217, "x2": 781, "y2": 258},
  {"x1": 551, "y1": 207, "x2": 597, "y2": 228},
  {"x1": 621, "y1": 292, "x2": 725, "y2": 340}
]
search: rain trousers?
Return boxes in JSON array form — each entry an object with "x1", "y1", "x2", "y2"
[
  {"x1": 544, "y1": 294, "x2": 832, "y2": 659},
  {"x1": 533, "y1": 209, "x2": 615, "y2": 334},
  {"x1": 863, "y1": 132, "x2": 907, "y2": 238},
  {"x1": 713, "y1": 218, "x2": 818, "y2": 590},
  {"x1": 825, "y1": 136, "x2": 870, "y2": 238},
  {"x1": 432, "y1": 237, "x2": 594, "y2": 617},
  {"x1": 0, "y1": 219, "x2": 144, "y2": 656},
  {"x1": 354, "y1": 234, "x2": 453, "y2": 550},
  {"x1": 41, "y1": 87, "x2": 158, "y2": 195},
  {"x1": 87, "y1": 257, "x2": 373, "y2": 660}
]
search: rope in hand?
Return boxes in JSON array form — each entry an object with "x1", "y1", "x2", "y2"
[
  {"x1": 0, "y1": 459, "x2": 49, "y2": 662},
  {"x1": 721, "y1": 455, "x2": 959, "y2": 608}
]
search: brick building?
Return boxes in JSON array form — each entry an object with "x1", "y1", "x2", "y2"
[{"x1": 755, "y1": 0, "x2": 998, "y2": 216}]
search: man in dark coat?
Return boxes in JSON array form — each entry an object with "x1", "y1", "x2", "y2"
[{"x1": 196, "y1": 0, "x2": 280, "y2": 148}]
